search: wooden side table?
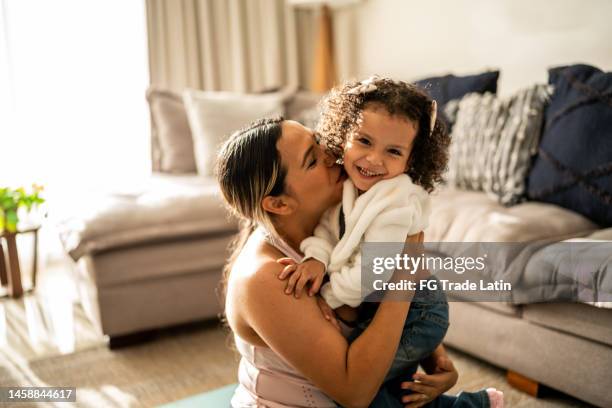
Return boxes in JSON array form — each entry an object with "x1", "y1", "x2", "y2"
[{"x1": 0, "y1": 226, "x2": 40, "y2": 298}]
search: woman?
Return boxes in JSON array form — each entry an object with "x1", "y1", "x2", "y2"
[{"x1": 216, "y1": 117, "x2": 460, "y2": 407}]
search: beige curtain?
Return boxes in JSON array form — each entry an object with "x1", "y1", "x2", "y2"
[
  {"x1": 294, "y1": 5, "x2": 358, "y2": 90},
  {"x1": 146, "y1": 0, "x2": 299, "y2": 93}
]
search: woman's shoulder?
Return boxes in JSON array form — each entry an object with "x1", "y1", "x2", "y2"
[{"x1": 231, "y1": 234, "x2": 286, "y2": 294}]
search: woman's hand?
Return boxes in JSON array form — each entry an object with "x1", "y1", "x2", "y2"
[
  {"x1": 400, "y1": 356, "x2": 458, "y2": 408},
  {"x1": 316, "y1": 296, "x2": 342, "y2": 332}
]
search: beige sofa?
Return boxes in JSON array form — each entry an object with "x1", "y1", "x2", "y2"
[
  {"x1": 61, "y1": 174, "x2": 238, "y2": 343},
  {"x1": 425, "y1": 188, "x2": 612, "y2": 407}
]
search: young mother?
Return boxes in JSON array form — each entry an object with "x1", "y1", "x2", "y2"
[{"x1": 216, "y1": 117, "x2": 459, "y2": 408}]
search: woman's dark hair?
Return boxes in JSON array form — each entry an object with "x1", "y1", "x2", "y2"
[
  {"x1": 215, "y1": 116, "x2": 286, "y2": 312},
  {"x1": 317, "y1": 77, "x2": 450, "y2": 192}
]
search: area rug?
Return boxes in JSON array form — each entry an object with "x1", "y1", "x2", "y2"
[{"x1": 0, "y1": 321, "x2": 590, "y2": 407}]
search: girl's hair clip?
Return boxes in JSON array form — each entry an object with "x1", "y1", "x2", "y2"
[
  {"x1": 430, "y1": 100, "x2": 437, "y2": 135},
  {"x1": 346, "y1": 75, "x2": 380, "y2": 95}
]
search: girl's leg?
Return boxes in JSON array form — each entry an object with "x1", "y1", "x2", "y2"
[
  {"x1": 425, "y1": 390, "x2": 491, "y2": 408},
  {"x1": 370, "y1": 387, "x2": 491, "y2": 408}
]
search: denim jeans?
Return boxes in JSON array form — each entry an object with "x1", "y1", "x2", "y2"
[
  {"x1": 348, "y1": 276, "x2": 450, "y2": 383},
  {"x1": 369, "y1": 386, "x2": 490, "y2": 408}
]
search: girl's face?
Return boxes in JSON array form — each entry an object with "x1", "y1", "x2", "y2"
[{"x1": 343, "y1": 106, "x2": 418, "y2": 192}]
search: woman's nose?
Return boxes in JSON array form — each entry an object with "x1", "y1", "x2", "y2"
[{"x1": 323, "y1": 150, "x2": 336, "y2": 167}]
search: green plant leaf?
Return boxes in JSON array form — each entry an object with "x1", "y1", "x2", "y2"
[{"x1": 6, "y1": 209, "x2": 18, "y2": 232}]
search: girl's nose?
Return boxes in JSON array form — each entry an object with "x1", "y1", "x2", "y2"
[{"x1": 366, "y1": 153, "x2": 383, "y2": 166}]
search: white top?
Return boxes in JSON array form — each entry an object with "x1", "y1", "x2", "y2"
[
  {"x1": 300, "y1": 174, "x2": 430, "y2": 309},
  {"x1": 231, "y1": 227, "x2": 348, "y2": 407}
]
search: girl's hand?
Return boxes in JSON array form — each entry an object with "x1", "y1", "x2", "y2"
[
  {"x1": 400, "y1": 356, "x2": 458, "y2": 408},
  {"x1": 277, "y1": 258, "x2": 326, "y2": 298}
]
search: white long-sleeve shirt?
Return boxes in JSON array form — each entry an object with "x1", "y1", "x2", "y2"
[{"x1": 300, "y1": 174, "x2": 430, "y2": 309}]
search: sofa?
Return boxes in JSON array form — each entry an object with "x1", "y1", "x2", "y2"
[
  {"x1": 59, "y1": 66, "x2": 611, "y2": 406},
  {"x1": 425, "y1": 187, "x2": 611, "y2": 407}
]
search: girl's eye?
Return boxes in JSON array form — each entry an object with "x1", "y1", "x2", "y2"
[
  {"x1": 358, "y1": 138, "x2": 371, "y2": 145},
  {"x1": 389, "y1": 149, "x2": 402, "y2": 156},
  {"x1": 308, "y1": 158, "x2": 317, "y2": 169}
]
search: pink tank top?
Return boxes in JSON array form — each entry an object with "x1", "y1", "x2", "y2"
[{"x1": 230, "y1": 228, "x2": 339, "y2": 408}]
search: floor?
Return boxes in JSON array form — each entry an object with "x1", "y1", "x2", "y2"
[
  {"x1": 0, "y1": 257, "x2": 596, "y2": 407},
  {"x1": 0, "y1": 256, "x2": 106, "y2": 361}
]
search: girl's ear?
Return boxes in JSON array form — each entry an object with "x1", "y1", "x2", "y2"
[{"x1": 262, "y1": 195, "x2": 297, "y2": 216}]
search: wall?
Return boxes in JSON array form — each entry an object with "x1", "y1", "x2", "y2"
[{"x1": 350, "y1": 0, "x2": 612, "y2": 95}]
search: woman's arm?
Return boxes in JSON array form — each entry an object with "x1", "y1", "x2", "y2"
[
  {"x1": 245, "y1": 267, "x2": 408, "y2": 408},
  {"x1": 419, "y1": 345, "x2": 453, "y2": 375},
  {"x1": 400, "y1": 345, "x2": 459, "y2": 407},
  {"x1": 244, "y1": 233, "x2": 424, "y2": 408}
]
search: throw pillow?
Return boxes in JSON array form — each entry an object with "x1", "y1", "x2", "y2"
[
  {"x1": 285, "y1": 91, "x2": 325, "y2": 130},
  {"x1": 146, "y1": 88, "x2": 197, "y2": 173},
  {"x1": 527, "y1": 64, "x2": 612, "y2": 226},
  {"x1": 447, "y1": 84, "x2": 551, "y2": 205},
  {"x1": 183, "y1": 90, "x2": 285, "y2": 176},
  {"x1": 415, "y1": 70, "x2": 500, "y2": 129}
]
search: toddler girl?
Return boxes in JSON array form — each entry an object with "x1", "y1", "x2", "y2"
[{"x1": 280, "y1": 76, "x2": 503, "y2": 407}]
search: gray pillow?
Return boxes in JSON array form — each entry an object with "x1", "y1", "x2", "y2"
[
  {"x1": 183, "y1": 89, "x2": 285, "y2": 176},
  {"x1": 446, "y1": 84, "x2": 552, "y2": 205},
  {"x1": 285, "y1": 91, "x2": 325, "y2": 129},
  {"x1": 146, "y1": 88, "x2": 197, "y2": 174}
]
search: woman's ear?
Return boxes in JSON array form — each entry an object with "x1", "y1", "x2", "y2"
[{"x1": 262, "y1": 195, "x2": 297, "y2": 216}]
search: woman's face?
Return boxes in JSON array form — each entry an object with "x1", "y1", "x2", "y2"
[{"x1": 276, "y1": 120, "x2": 344, "y2": 215}]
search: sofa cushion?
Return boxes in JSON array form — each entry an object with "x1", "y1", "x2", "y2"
[
  {"x1": 446, "y1": 85, "x2": 551, "y2": 205},
  {"x1": 415, "y1": 70, "x2": 500, "y2": 129},
  {"x1": 527, "y1": 64, "x2": 612, "y2": 227},
  {"x1": 183, "y1": 89, "x2": 285, "y2": 176},
  {"x1": 425, "y1": 188, "x2": 597, "y2": 242},
  {"x1": 92, "y1": 233, "x2": 233, "y2": 287},
  {"x1": 584, "y1": 227, "x2": 612, "y2": 240},
  {"x1": 58, "y1": 174, "x2": 238, "y2": 261},
  {"x1": 522, "y1": 302, "x2": 612, "y2": 346},
  {"x1": 146, "y1": 88, "x2": 197, "y2": 174}
]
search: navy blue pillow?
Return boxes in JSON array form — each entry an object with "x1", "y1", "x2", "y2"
[
  {"x1": 415, "y1": 71, "x2": 499, "y2": 129},
  {"x1": 415, "y1": 71, "x2": 499, "y2": 106},
  {"x1": 527, "y1": 64, "x2": 612, "y2": 226}
]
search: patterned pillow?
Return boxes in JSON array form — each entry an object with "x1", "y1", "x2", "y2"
[
  {"x1": 446, "y1": 84, "x2": 552, "y2": 205},
  {"x1": 527, "y1": 64, "x2": 612, "y2": 226}
]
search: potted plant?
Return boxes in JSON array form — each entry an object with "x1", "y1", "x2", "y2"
[{"x1": 0, "y1": 184, "x2": 45, "y2": 234}]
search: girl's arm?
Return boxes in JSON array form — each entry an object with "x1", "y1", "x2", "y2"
[
  {"x1": 300, "y1": 206, "x2": 339, "y2": 266},
  {"x1": 244, "y1": 233, "x2": 423, "y2": 408}
]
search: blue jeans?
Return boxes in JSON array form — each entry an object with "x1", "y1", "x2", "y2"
[
  {"x1": 370, "y1": 386, "x2": 490, "y2": 408},
  {"x1": 344, "y1": 277, "x2": 489, "y2": 407},
  {"x1": 348, "y1": 277, "x2": 450, "y2": 383}
]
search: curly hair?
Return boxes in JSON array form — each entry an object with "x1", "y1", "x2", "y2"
[{"x1": 316, "y1": 77, "x2": 450, "y2": 193}]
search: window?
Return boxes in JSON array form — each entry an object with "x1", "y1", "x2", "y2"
[{"x1": 0, "y1": 0, "x2": 150, "y2": 192}]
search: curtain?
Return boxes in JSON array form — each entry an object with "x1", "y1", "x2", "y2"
[
  {"x1": 146, "y1": 0, "x2": 299, "y2": 93},
  {"x1": 294, "y1": 5, "x2": 358, "y2": 90}
]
